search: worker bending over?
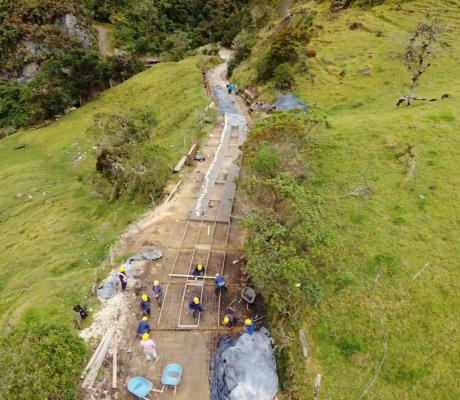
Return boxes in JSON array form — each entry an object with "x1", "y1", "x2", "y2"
[
  {"x1": 137, "y1": 316, "x2": 150, "y2": 338},
  {"x1": 140, "y1": 294, "x2": 151, "y2": 316},
  {"x1": 152, "y1": 280, "x2": 163, "y2": 309},
  {"x1": 222, "y1": 314, "x2": 237, "y2": 328},
  {"x1": 189, "y1": 296, "x2": 204, "y2": 319},
  {"x1": 192, "y1": 264, "x2": 205, "y2": 279},
  {"x1": 214, "y1": 273, "x2": 227, "y2": 295},
  {"x1": 244, "y1": 319, "x2": 256, "y2": 335}
]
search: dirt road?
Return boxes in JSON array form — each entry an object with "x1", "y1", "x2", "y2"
[
  {"x1": 95, "y1": 25, "x2": 112, "y2": 56},
  {"x1": 82, "y1": 50, "x2": 256, "y2": 400}
]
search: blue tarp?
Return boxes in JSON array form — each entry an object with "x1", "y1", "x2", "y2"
[{"x1": 273, "y1": 94, "x2": 307, "y2": 111}]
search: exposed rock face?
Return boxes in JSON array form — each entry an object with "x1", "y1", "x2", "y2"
[
  {"x1": 61, "y1": 13, "x2": 91, "y2": 49},
  {"x1": 1, "y1": 4, "x2": 93, "y2": 83},
  {"x1": 20, "y1": 63, "x2": 40, "y2": 83}
]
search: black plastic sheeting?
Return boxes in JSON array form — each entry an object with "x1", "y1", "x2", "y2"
[{"x1": 210, "y1": 336, "x2": 235, "y2": 400}]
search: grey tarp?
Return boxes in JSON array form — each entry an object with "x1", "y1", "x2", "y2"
[
  {"x1": 273, "y1": 94, "x2": 307, "y2": 111},
  {"x1": 97, "y1": 251, "x2": 163, "y2": 299},
  {"x1": 210, "y1": 330, "x2": 278, "y2": 400}
]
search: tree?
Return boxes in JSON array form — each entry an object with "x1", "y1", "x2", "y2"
[{"x1": 397, "y1": 22, "x2": 443, "y2": 107}]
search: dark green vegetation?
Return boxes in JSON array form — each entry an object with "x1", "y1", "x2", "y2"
[
  {"x1": 96, "y1": 0, "x2": 249, "y2": 58},
  {"x1": 234, "y1": 0, "x2": 460, "y2": 399},
  {"x1": 0, "y1": 57, "x2": 208, "y2": 398},
  {"x1": 0, "y1": 323, "x2": 87, "y2": 400}
]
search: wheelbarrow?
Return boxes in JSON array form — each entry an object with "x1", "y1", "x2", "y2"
[
  {"x1": 241, "y1": 287, "x2": 256, "y2": 303},
  {"x1": 127, "y1": 376, "x2": 163, "y2": 399}
]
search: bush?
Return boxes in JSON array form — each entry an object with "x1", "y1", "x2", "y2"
[
  {"x1": 306, "y1": 49, "x2": 317, "y2": 58},
  {"x1": 0, "y1": 81, "x2": 31, "y2": 129},
  {"x1": 0, "y1": 322, "x2": 87, "y2": 399},
  {"x1": 88, "y1": 108, "x2": 172, "y2": 202},
  {"x1": 272, "y1": 63, "x2": 295, "y2": 91},
  {"x1": 248, "y1": 144, "x2": 280, "y2": 178}
]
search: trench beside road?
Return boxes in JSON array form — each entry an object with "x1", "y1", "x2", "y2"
[{"x1": 107, "y1": 50, "x2": 256, "y2": 400}]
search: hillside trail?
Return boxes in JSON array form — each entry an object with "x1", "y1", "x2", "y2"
[
  {"x1": 82, "y1": 49, "x2": 259, "y2": 400},
  {"x1": 95, "y1": 25, "x2": 112, "y2": 56}
]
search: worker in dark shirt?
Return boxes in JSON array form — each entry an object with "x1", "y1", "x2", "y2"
[
  {"x1": 222, "y1": 314, "x2": 237, "y2": 329},
  {"x1": 140, "y1": 294, "x2": 151, "y2": 316},
  {"x1": 118, "y1": 266, "x2": 128, "y2": 292},
  {"x1": 189, "y1": 296, "x2": 204, "y2": 319},
  {"x1": 136, "y1": 316, "x2": 150, "y2": 338},
  {"x1": 215, "y1": 273, "x2": 227, "y2": 295},
  {"x1": 152, "y1": 280, "x2": 163, "y2": 309},
  {"x1": 192, "y1": 264, "x2": 205, "y2": 279}
]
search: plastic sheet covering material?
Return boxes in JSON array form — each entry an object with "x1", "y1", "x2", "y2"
[
  {"x1": 97, "y1": 251, "x2": 163, "y2": 299},
  {"x1": 273, "y1": 94, "x2": 308, "y2": 111},
  {"x1": 210, "y1": 331, "x2": 278, "y2": 400}
]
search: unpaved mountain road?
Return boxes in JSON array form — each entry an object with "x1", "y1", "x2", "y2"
[
  {"x1": 82, "y1": 50, "x2": 256, "y2": 400},
  {"x1": 95, "y1": 25, "x2": 112, "y2": 56}
]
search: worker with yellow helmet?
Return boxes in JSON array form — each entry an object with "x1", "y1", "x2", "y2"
[
  {"x1": 152, "y1": 280, "x2": 164, "y2": 309},
  {"x1": 222, "y1": 314, "x2": 237, "y2": 328},
  {"x1": 118, "y1": 266, "x2": 128, "y2": 293},
  {"x1": 189, "y1": 296, "x2": 204, "y2": 319},
  {"x1": 140, "y1": 332, "x2": 159, "y2": 362},
  {"x1": 136, "y1": 316, "x2": 150, "y2": 338},
  {"x1": 244, "y1": 318, "x2": 256, "y2": 335},
  {"x1": 192, "y1": 263, "x2": 205, "y2": 279},
  {"x1": 140, "y1": 293, "x2": 151, "y2": 317}
]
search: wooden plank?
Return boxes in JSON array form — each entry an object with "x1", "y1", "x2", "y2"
[
  {"x1": 173, "y1": 155, "x2": 187, "y2": 173},
  {"x1": 80, "y1": 328, "x2": 113, "y2": 379},
  {"x1": 314, "y1": 374, "x2": 321, "y2": 400},
  {"x1": 82, "y1": 328, "x2": 115, "y2": 389},
  {"x1": 165, "y1": 180, "x2": 182, "y2": 203},
  {"x1": 169, "y1": 273, "x2": 215, "y2": 280},
  {"x1": 186, "y1": 143, "x2": 198, "y2": 165},
  {"x1": 112, "y1": 336, "x2": 118, "y2": 389}
]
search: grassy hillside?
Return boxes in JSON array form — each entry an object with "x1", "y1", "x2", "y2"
[
  {"x1": 235, "y1": 1, "x2": 460, "y2": 399},
  {"x1": 0, "y1": 57, "x2": 207, "y2": 328}
]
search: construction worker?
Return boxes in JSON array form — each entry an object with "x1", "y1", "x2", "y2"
[
  {"x1": 152, "y1": 280, "x2": 163, "y2": 309},
  {"x1": 244, "y1": 319, "x2": 256, "y2": 335},
  {"x1": 118, "y1": 266, "x2": 128, "y2": 293},
  {"x1": 136, "y1": 316, "x2": 150, "y2": 338},
  {"x1": 234, "y1": 85, "x2": 240, "y2": 95},
  {"x1": 192, "y1": 264, "x2": 205, "y2": 279},
  {"x1": 222, "y1": 314, "x2": 237, "y2": 328},
  {"x1": 140, "y1": 333, "x2": 159, "y2": 362},
  {"x1": 140, "y1": 294, "x2": 151, "y2": 316},
  {"x1": 189, "y1": 296, "x2": 204, "y2": 319},
  {"x1": 215, "y1": 273, "x2": 227, "y2": 295}
]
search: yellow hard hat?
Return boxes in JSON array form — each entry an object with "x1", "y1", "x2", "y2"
[
  {"x1": 193, "y1": 297, "x2": 200, "y2": 304},
  {"x1": 119, "y1": 266, "x2": 126, "y2": 272},
  {"x1": 142, "y1": 316, "x2": 148, "y2": 321},
  {"x1": 142, "y1": 333, "x2": 149, "y2": 341},
  {"x1": 197, "y1": 264, "x2": 203, "y2": 271},
  {"x1": 223, "y1": 316, "x2": 230, "y2": 324},
  {"x1": 245, "y1": 319, "x2": 252, "y2": 326},
  {"x1": 142, "y1": 294, "x2": 148, "y2": 301},
  {"x1": 153, "y1": 280, "x2": 160, "y2": 286},
  {"x1": 215, "y1": 273, "x2": 220, "y2": 277}
]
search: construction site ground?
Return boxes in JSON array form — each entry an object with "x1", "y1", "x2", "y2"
[{"x1": 82, "y1": 50, "x2": 264, "y2": 400}]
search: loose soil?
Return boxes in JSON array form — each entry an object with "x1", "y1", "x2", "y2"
[{"x1": 81, "y1": 51, "x2": 261, "y2": 400}]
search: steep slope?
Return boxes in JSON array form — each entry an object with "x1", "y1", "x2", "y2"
[
  {"x1": 234, "y1": 1, "x2": 460, "y2": 399},
  {"x1": 0, "y1": 56, "x2": 208, "y2": 398}
]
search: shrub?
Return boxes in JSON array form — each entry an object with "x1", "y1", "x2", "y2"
[
  {"x1": 272, "y1": 63, "x2": 295, "y2": 91},
  {"x1": 248, "y1": 144, "x2": 280, "y2": 178},
  {"x1": 87, "y1": 108, "x2": 172, "y2": 203},
  {"x1": 306, "y1": 49, "x2": 317, "y2": 58},
  {"x1": 0, "y1": 322, "x2": 87, "y2": 400}
]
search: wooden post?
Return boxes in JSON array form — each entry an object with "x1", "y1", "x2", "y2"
[
  {"x1": 299, "y1": 329, "x2": 308, "y2": 358},
  {"x1": 112, "y1": 336, "x2": 118, "y2": 389}
]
